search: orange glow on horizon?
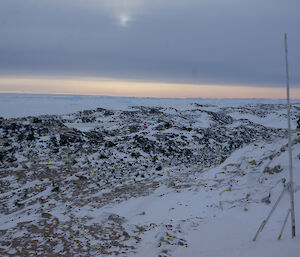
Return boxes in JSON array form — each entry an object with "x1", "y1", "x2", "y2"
[{"x1": 0, "y1": 76, "x2": 299, "y2": 99}]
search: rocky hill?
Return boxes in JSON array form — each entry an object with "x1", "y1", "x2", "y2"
[{"x1": 0, "y1": 103, "x2": 299, "y2": 256}]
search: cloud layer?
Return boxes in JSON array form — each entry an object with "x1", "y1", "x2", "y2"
[{"x1": 0, "y1": 0, "x2": 299, "y2": 87}]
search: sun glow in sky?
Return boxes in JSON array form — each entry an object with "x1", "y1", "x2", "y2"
[
  {"x1": 0, "y1": 76, "x2": 299, "y2": 99},
  {"x1": 118, "y1": 14, "x2": 132, "y2": 27}
]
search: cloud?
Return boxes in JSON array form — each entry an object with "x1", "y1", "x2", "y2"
[
  {"x1": 76, "y1": 0, "x2": 147, "y2": 27},
  {"x1": 0, "y1": 0, "x2": 299, "y2": 87}
]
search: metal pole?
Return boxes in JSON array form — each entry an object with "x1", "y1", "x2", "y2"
[
  {"x1": 284, "y1": 33, "x2": 296, "y2": 238},
  {"x1": 278, "y1": 209, "x2": 291, "y2": 240},
  {"x1": 253, "y1": 186, "x2": 286, "y2": 241}
]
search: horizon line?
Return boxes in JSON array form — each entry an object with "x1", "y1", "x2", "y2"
[
  {"x1": 0, "y1": 76, "x2": 300, "y2": 99},
  {"x1": 1, "y1": 91, "x2": 300, "y2": 101}
]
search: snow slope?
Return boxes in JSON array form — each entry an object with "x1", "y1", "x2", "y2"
[{"x1": 0, "y1": 94, "x2": 300, "y2": 256}]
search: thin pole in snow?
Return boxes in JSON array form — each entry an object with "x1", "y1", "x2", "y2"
[
  {"x1": 252, "y1": 185, "x2": 286, "y2": 241},
  {"x1": 284, "y1": 33, "x2": 296, "y2": 238},
  {"x1": 278, "y1": 209, "x2": 291, "y2": 240}
]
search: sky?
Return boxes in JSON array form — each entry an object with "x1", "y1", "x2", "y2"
[{"x1": 0, "y1": 0, "x2": 299, "y2": 98}]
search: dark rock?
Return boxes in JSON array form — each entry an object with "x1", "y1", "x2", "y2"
[
  {"x1": 156, "y1": 165, "x2": 162, "y2": 171},
  {"x1": 264, "y1": 165, "x2": 282, "y2": 175},
  {"x1": 50, "y1": 136, "x2": 58, "y2": 147},
  {"x1": 128, "y1": 125, "x2": 140, "y2": 133},
  {"x1": 104, "y1": 110, "x2": 114, "y2": 116},
  {"x1": 105, "y1": 141, "x2": 116, "y2": 148},
  {"x1": 85, "y1": 131, "x2": 104, "y2": 142},
  {"x1": 59, "y1": 131, "x2": 83, "y2": 146},
  {"x1": 156, "y1": 122, "x2": 172, "y2": 130},
  {"x1": 82, "y1": 110, "x2": 94, "y2": 116},
  {"x1": 131, "y1": 152, "x2": 141, "y2": 158},
  {"x1": 32, "y1": 117, "x2": 42, "y2": 123},
  {"x1": 76, "y1": 175, "x2": 88, "y2": 180},
  {"x1": 14, "y1": 201, "x2": 24, "y2": 208},
  {"x1": 51, "y1": 186, "x2": 60, "y2": 192},
  {"x1": 261, "y1": 193, "x2": 271, "y2": 204},
  {"x1": 0, "y1": 152, "x2": 5, "y2": 162},
  {"x1": 41, "y1": 212, "x2": 52, "y2": 219},
  {"x1": 26, "y1": 132, "x2": 35, "y2": 141},
  {"x1": 17, "y1": 133, "x2": 25, "y2": 141}
]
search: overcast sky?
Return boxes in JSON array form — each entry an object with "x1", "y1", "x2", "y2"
[{"x1": 0, "y1": 0, "x2": 299, "y2": 88}]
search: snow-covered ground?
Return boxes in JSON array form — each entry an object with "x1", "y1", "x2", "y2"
[
  {"x1": 0, "y1": 93, "x2": 300, "y2": 256},
  {"x1": 1, "y1": 93, "x2": 299, "y2": 118}
]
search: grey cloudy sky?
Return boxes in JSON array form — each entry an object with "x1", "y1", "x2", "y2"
[{"x1": 0, "y1": 0, "x2": 299, "y2": 87}]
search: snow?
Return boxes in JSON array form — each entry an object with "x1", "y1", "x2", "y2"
[
  {"x1": 64, "y1": 122, "x2": 100, "y2": 132},
  {"x1": 0, "y1": 93, "x2": 298, "y2": 118},
  {"x1": 230, "y1": 112, "x2": 289, "y2": 129},
  {"x1": 0, "y1": 93, "x2": 300, "y2": 256},
  {"x1": 173, "y1": 213, "x2": 300, "y2": 257}
]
